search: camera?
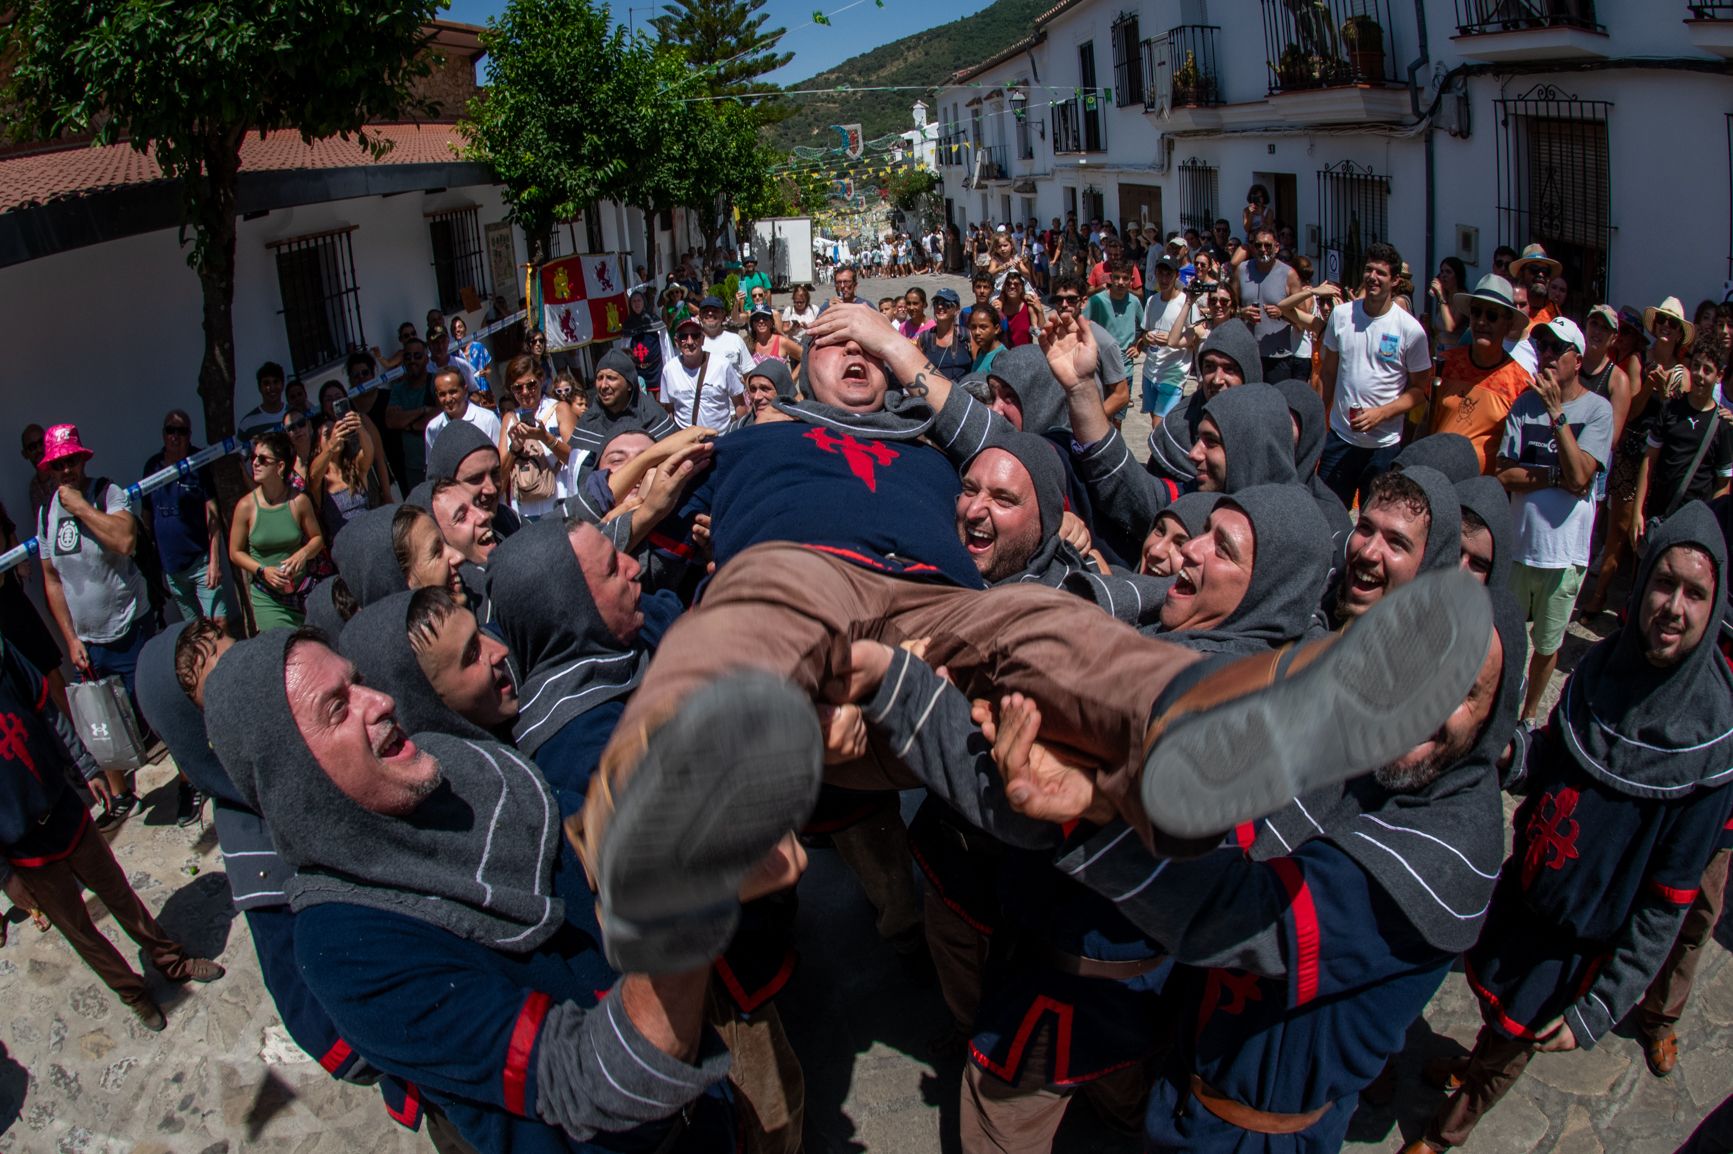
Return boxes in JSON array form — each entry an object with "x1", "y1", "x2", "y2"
[{"x1": 331, "y1": 395, "x2": 353, "y2": 420}]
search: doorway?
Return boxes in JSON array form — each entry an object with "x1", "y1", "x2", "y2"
[{"x1": 1250, "y1": 171, "x2": 1298, "y2": 241}]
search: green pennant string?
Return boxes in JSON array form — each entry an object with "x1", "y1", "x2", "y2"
[{"x1": 813, "y1": 10, "x2": 830, "y2": 24}]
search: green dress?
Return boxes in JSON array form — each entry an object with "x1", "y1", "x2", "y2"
[{"x1": 247, "y1": 491, "x2": 306, "y2": 629}]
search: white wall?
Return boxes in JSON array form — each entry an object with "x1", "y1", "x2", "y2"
[{"x1": 0, "y1": 180, "x2": 529, "y2": 531}]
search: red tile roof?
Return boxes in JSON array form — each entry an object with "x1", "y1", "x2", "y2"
[{"x1": 0, "y1": 122, "x2": 471, "y2": 216}]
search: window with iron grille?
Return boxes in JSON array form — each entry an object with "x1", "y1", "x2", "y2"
[
  {"x1": 1495, "y1": 83, "x2": 1611, "y2": 304},
  {"x1": 1315, "y1": 161, "x2": 1390, "y2": 290},
  {"x1": 1111, "y1": 14, "x2": 1144, "y2": 108},
  {"x1": 271, "y1": 227, "x2": 366, "y2": 375},
  {"x1": 428, "y1": 206, "x2": 489, "y2": 313},
  {"x1": 582, "y1": 201, "x2": 606, "y2": 253},
  {"x1": 1178, "y1": 158, "x2": 1219, "y2": 235},
  {"x1": 1078, "y1": 43, "x2": 1104, "y2": 151},
  {"x1": 1013, "y1": 83, "x2": 1033, "y2": 159}
]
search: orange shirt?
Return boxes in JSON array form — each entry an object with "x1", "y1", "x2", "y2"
[
  {"x1": 1429, "y1": 347, "x2": 1534, "y2": 473},
  {"x1": 1530, "y1": 301, "x2": 1559, "y2": 326}
]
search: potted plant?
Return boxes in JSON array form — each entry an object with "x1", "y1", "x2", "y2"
[
  {"x1": 1340, "y1": 14, "x2": 1385, "y2": 83},
  {"x1": 1274, "y1": 43, "x2": 1310, "y2": 90},
  {"x1": 1173, "y1": 50, "x2": 1202, "y2": 105}
]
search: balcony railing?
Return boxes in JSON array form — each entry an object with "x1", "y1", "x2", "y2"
[
  {"x1": 1453, "y1": 0, "x2": 1601, "y2": 34},
  {"x1": 937, "y1": 130, "x2": 969, "y2": 166},
  {"x1": 1051, "y1": 97, "x2": 1105, "y2": 154},
  {"x1": 972, "y1": 144, "x2": 1008, "y2": 182},
  {"x1": 1688, "y1": 1, "x2": 1733, "y2": 16},
  {"x1": 1142, "y1": 24, "x2": 1222, "y2": 111},
  {"x1": 1261, "y1": 0, "x2": 1398, "y2": 93}
]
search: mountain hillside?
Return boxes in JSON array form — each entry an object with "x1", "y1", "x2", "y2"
[{"x1": 767, "y1": 0, "x2": 1048, "y2": 152}]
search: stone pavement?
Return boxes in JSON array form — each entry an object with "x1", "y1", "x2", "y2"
[{"x1": 2, "y1": 275, "x2": 1729, "y2": 1151}]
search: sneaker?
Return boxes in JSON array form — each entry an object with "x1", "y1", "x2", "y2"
[
  {"x1": 1140, "y1": 569, "x2": 1494, "y2": 840},
  {"x1": 167, "y1": 957, "x2": 225, "y2": 983},
  {"x1": 95, "y1": 791, "x2": 140, "y2": 832},
  {"x1": 175, "y1": 782, "x2": 208, "y2": 828},
  {"x1": 127, "y1": 997, "x2": 166, "y2": 1032},
  {"x1": 572, "y1": 673, "x2": 824, "y2": 974}
]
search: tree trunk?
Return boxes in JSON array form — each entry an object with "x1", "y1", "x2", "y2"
[
  {"x1": 192, "y1": 134, "x2": 245, "y2": 514},
  {"x1": 643, "y1": 207, "x2": 659, "y2": 284}
]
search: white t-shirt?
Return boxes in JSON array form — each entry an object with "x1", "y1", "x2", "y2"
[
  {"x1": 424, "y1": 402, "x2": 502, "y2": 455},
  {"x1": 703, "y1": 329, "x2": 754, "y2": 380},
  {"x1": 782, "y1": 304, "x2": 819, "y2": 334},
  {"x1": 1500, "y1": 389, "x2": 1614, "y2": 569},
  {"x1": 39, "y1": 481, "x2": 147, "y2": 645},
  {"x1": 1322, "y1": 301, "x2": 1431, "y2": 448},
  {"x1": 661, "y1": 355, "x2": 744, "y2": 430},
  {"x1": 1140, "y1": 291, "x2": 1192, "y2": 384}
]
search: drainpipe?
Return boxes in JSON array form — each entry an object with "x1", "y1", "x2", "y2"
[{"x1": 1407, "y1": 0, "x2": 1434, "y2": 286}]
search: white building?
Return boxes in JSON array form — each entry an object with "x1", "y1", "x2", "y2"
[
  {"x1": 933, "y1": 0, "x2": 1733, "y2": 310},
  {"x1": 0, "y1": 20, "x2": 704, "y2": 530}
]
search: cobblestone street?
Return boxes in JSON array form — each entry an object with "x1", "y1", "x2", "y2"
[{"x1": 0, "y1": 273, "x2": 1728, "y2": 1153}]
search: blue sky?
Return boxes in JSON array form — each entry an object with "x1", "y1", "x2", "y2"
[{"x1": 443, "y1": 0, "x2": 997, "y2": 84}]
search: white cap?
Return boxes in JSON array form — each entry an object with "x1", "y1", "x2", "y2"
[{"x1": 1535, "y1": 316, "x2": 1585, "y2": 356}]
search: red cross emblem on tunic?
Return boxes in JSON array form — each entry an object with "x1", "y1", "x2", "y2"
[
  {"x1": 804, "y1": 428, "x2": 899, "y2": 492},
  {"x1": 1204, "y1": 968, "x2": 1264, "y2": 1017},
  {"x1": 0, "y1": 713, "x2": 40, "y2": 782},
  {"x1": 1521, "y1": 787, "x2": 1581, "y2": 888}
]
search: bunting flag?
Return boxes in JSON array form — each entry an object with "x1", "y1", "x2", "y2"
[{"x1": 540, "y1": 254, "x2": 627, "y2": 351}]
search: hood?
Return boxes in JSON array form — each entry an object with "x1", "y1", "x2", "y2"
[
  {"x1": 329, "y1": 504, "x2": 406, "y2": 608},
  {"x1": 1203, "y1": 383, "x2": 1299, "y2": 491},
  {"x1": 338, "y1": 591, "x2": 494, "y2": 743},
  {"x1": 1162, "y1": 483, "x2": 1332, "y2": 654},
  {"x1": 1560, "y1": 500, "x2": 1733, "y2": 797},
  {"x1": 570, "y1": 382, "x2": 669, "y2": 454},
  {"x1": 487, "y1": 518, "x2": 649, "y2": 755},
  {"x1": 1401, "y1": 465, "x2": 1465, "y2": 575},
  {"x1": 1270, "y1": 378, "x2": 1326, "y2": 477},
  {"x1": 985, "y1": 344, "x2": 1070, "y2": 437},
  {"x1": 1195, "y1": 318, "x2": 1263, "y2": 384},
  {"x1": 968, "y1": 429, "x2": 1067, "y2": 585},
  {"x1": 1397, "y1": 433, "x2": 1479, "y2": 484},
  {"x1": 135, "y1": 621, "x2": 243, "y2": 808},
  {"x1": 427, "y1": 420, "x2": 498, "y2": 482},
  {"x1": 746, "y1": 358, "x2": 798, "y2": 403},
  {"x1": 1455, "y1": 475, "x2": 1514, "y2": 588},
  {"x1": 1149, "y1": 388, "x2": 1209, "y2": 484},
  {"x1": 204, "y1": 629, "x2": 563, "y2": 952},
  {"x1": 1158, "y1": 491, "x2": 1221, "y2": 538}
]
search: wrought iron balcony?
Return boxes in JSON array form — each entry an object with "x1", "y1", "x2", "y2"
[
  {"x1": 1454, "y1": 0, "x2": 1601, "y2": 35},
  {"x1": 1261, "y1": 0, "x2": 1398, "y2": 94},
  {"x1": 1143, "y1": 25, "x2": 1222, "y2": 111}
]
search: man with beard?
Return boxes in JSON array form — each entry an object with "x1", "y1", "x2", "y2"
[
  {"x1": 205, "y1": 629, "x2": 814, "y2": 1153},
  {"x1": 839, "y1": 484, "x2": 1395, "y2": 1154},
  {"x1": 1408, "y1": 503, "x2": 1733, "y2": 1154},
  {"x1": 1329, "y1": 466, "x2": 1461, "y2": 627},
  {"x1": 1429, "y1": 275, "x2": 1532, "y2": 473},
  {"x1": 577, "y1": 300, "x2": 1492, "y2": 867}
]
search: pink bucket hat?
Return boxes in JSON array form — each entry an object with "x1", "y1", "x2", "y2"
[{"x1": 39, "y1": 424, "x2": 94, "y2": 468}]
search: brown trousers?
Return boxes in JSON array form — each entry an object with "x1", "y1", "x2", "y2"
[
  {"x1": 707, "y1": 985, "x2": 805, "y2": 1154},
  {"x1": 1640, "y1": 847, "x2": 1731, "y2": 1035},
  {"x1": 13, "y1": 818, "x2": 193, "y2": 1006},
  {"x1": 960, "y1": 1025, "x2": 1150, "y2": 1154},
  {"x1": 1424, "y1": 1025, "x2": 1537, "y2": 1149},
  {"x1": 926, "y1": 889, "x2": 991, "y2": 1032},
  {"x1": 830, "y1": 806, "x2": 923, "y2": 943},
  {"x1": 597, "y1": 544, "x2": 1201, "y2": 840}
]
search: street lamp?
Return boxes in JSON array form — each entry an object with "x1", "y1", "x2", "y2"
[{"x1": 1010, "y1": 88, "x2": 1027, "y2": 122}]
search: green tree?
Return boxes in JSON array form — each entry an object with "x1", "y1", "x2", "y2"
[
  {"x1": 649, "y1": 0, "x2": 791, "y2": 99},
  {"x1": 5, "y1": 0, "x2": 440, "y2": 450},
  {"x1": 465, "y1": 0, "x2": 672, "y2": 273},
  {"x1": 885, "y1": 166, "x2": 940, "y2": 228}
]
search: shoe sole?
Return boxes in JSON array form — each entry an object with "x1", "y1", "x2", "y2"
[
  {"x1": 1143, "y1": 569, "x2": 1493, "y2": 839},
  {"x1": 595, "y1": 672, "x2": 823, "y2": 973}
]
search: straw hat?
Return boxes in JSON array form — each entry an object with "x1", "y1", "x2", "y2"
[
  {"x1": 1451, "y1": 274, "x2": 1525, "y2": 328},
  {"x1": 1508, "y1": 243, "x2": 1561, "y2": 280},
  {"x1": 1643, "y1": 296, "x2": 1696, "y2": 347}
]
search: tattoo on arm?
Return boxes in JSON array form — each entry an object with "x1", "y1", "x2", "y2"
[{"x1": 905, "y1": 371, "x2": 930, "y2": 399}]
